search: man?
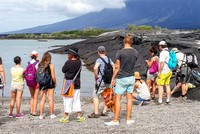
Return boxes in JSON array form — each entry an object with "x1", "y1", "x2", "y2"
[
  {"x1": 88, "y1": 46, "x2": 114, "y2": 118},
  {"x1": 0, "y1": 57, "x2": 6, "y2": 87},
  {"x1": 170, "y1": 48, "x2": 191, "y2": 100},
  {"x1": 104, "y1": 33, "x2": 138, "y2": 126},
  {"x1": 157, "y1": 41, "x2": 172, "y2": 104}
]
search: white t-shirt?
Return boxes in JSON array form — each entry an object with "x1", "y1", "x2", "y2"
[
  {"x1": 176, "y1": 52, "x2": 186, "y2": 67},
  {"x1": 159, "y1": 48, "x2": 171, "y2": 74},
  {"x1": 29, "y1": 59, "x2": 39, "y2": 69},
  {"x1": 135, "y1": 81, "x2": 150, "y2": 100}
]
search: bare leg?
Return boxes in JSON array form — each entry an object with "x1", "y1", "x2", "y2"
[
  {"x1": 158, "y1": 85, "x2": 164, "y2": 103},
  {"x1": 126, "y1": 93, "x2": 133, "y2": 120},
  {"x1": 40, "y1": 90, "x2": 47, "y2": 116},
  {"x1": 171, "y1": 82, "x2": 182, "y2": 95},
  {"x1": 16, "y1": 90, "x2": 23, "y2": 114},
  {"x1": 113, "y1": 94, "x2": 122, "y2": 122},
  {"x1": 146, "y1": 79, "x2": 152, "y2": 92},
  {"x1": 29, "y1": 87, "x2": 35, "y2": 114},
  {"x1": 47, "y1": 88, "x2": 55, "y2": 115},
  {"x1": 10, "y1": 91, "x2": 16, "y2": 114},
  {"x1": 151, "y1": 81, "x2": 157, "y2": 98},
  {"x1": 93, "y1": 97, "x2": 99, "y2": 114},
  {"x1": 33, "y1": 87, "x2": 39, "y2": 115},
  {"x1": 182, "y1": 83, "x2": 189, "y2": 96},
  {"x1": 165, "y1": 85, "x2": 171, "y2": 101}
]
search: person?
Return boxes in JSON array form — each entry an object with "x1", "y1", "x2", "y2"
[
  {"x1": 9, "y1": 56, "x2": 24, "y2": 118},
  {"x1": 157, "y1": 41, "x2": 172, "y2": 105},
  {"x1": 0, "y1": 57, "x2": 6, "y2": 87},
  {"x1": 26, "y1": 51, "x2": 39, "y2": 116},
  {"x1": 170, "y1": 48, "x2": 191, "y2": 100},
  {"x1": 145, "y1": 46, "x2": 159, "y2": 100},
  {"x1": 59, "y1": 47, "x2": 85, "y2": 123},
  {"x1": 38, "y1": 52, "x2": 56, "y2": 119},
  {"x1": 104, "y1": 33, "x2": 138, "y2": 126},
  {"x1": 132, "y1": 72, "x2": 150, "y2": 106},
  {"x1": 88, "y1": 46, "x2": 114, "y2": 118}
]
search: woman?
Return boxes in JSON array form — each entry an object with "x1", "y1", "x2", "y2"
[
  {"x1": 9, "y1": 56, "x2": 24, "y2": 118},
  {"x1": 38, "y1": 52, "x2": 56, "y2": 119},
  {"x1": 59, "y1": 47, "x2": 85, "y2": 123},
  {"x1": 0, "y1": 57, "x2": 6, "y2": 87},
  {"x1": 25, "y1": 51, "x2": 39, "y2": 116},
  {"x1": 145, "y1": 46, "x2": 159, "y2": 100}
]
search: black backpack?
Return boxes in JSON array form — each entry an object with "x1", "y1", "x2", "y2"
[
  {"x1": 36, "y1": 65, "x2": 51, "y2": 85},
  {"x1": 185, "y1": 53, "x2": 198, "y2": 68},
  {"x1": 99, "y1": 57, "x2": 113, "y2": 84}
]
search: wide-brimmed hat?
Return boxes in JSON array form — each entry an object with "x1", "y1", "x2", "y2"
[
  {"x1": 171, "y1": 48, "x2": 179, "y2": 53},
  {"x1": 30, "y1": 50, "x2": 38, "y2": 57},
  {"x1": 134, "y1": 72, "x2": 141, "y2": 79},
  {"x1": 158, "y1": 41, "x2": 167, "y2": 46},
  {"x1": 65, "y1": 47, "x2": 79, "y2": 57},
  {"x1": 97, "y1": 46, "x2": 106, "y2": 52}
]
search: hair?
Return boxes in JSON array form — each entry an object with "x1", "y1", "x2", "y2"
[
  {"x1": 31, "y1": 55, "x2": 37, "y2": 60},
  {"x1": 160, "y1": 45, "x2": 167, "y2": 48},
  {"x1": 150, "y1": 45, "x2": 158, "y2": 56},
  {"x1": 14, "y1": 56, "x2": 21, "y2": 65},
  {"x1": 123, "y1": 33, "x2": 133, "y2": 45},
  {"x1": 98, "y1": 51, "x2": 105, "y2": 54},
  {"x1": 38, "y1": 52, "x2": 51, "y2": 71}
]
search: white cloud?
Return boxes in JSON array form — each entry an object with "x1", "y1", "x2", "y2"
[{"x1": 0, "y1": 0, "x2": 126, "y2": 32}]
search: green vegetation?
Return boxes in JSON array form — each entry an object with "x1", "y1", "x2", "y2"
[
  {"x1": 127, "y1": 24, "x2": 166, "y2": 31},
  {"x1": 3, "y1": 28, "x2": 111, "y2": 39}
]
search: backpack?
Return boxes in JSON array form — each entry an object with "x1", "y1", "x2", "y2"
[
  {"x1": 166, "y1": 50, "x2": 178, "y2": 70},
  {"x1": 99, "y1": 57, "x2": 113, "y2": 84},
  {"x1": 36, "y1": 65, "x2": 51, "y2": 85},
  {"x1": 191, "y1": 70, "x2": 200, "y2": 83},
  {"x1": 24, "y1": 61, "x2": 38, "y2": 87},
  {"x1": 185, "y1": 53, "x2": 198, "y2": 68}
]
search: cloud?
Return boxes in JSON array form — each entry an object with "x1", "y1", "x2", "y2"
[{"x1": 0, "y1": 0, "x2": 126, "y2": 32}]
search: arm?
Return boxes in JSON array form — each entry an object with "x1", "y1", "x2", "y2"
[
  {"x1": 62, "y1": 61, "x2": 68, "y2": 73},
  {"x1": 146, "y1": 57, "x2": 155, "y2": 67},
  {"x1": 93, "y1": 63, "x2": 100, "y2": 82},
  {"x1": 50, "y1": 64, "x2": 56, "y2": 87},
  {"x1": 111, "y1": 59, "x2": 120, "y2": 86},
  {"x1": 158, "y1": 62, "x2": 164, "y2": 77},
  {"x1": 0, "y1": 64, "x2": 6, "y2": 85}
]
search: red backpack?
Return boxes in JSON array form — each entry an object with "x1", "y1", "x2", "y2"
[{"x1": 24, "y1": 62, "x2": 38, "y2": 87}]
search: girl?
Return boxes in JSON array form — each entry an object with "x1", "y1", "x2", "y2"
[
  {"x1": 9, "y1": 56, "x2": 24, "y2": 118},
  {"x1": 38, "y1": 52, "x2": 56, "y2": 119},
  {"x1": 60, "y1": 47, "x2": 85, "y2": 123}
]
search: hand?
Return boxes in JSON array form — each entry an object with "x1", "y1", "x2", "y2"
[
  {"x1": 111, "y1": 78, "x2": 116, "y2": 87},
  {"x1": 157, "y1": 72, "x2": 161, "y2": 78}
]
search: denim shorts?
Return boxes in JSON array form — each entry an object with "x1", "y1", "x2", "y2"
[
  {"x1": 136, "y1": 94, "x2": 147, "y2": 101},
  {"x1": 114, "y1": 76, "x2": 135, "y2": 95}
]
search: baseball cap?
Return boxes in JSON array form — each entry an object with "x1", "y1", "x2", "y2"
[
  {"x1": 31, "y1": 50, "x2": 38, "y2": 57},
  {"x1": 158, "y1": 41, "x2": 167, "y2": 46},
  {"x1": 97, "y1": 46, "x2": 106, "y2": 52}
]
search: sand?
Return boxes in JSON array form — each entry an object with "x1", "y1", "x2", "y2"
[{"x1": 0, "y1": 96, "x2": 200, "y2": 134}]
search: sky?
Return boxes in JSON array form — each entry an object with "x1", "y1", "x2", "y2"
[{"x1": 0, "y1": 0, "x2": 126, "y2": 33}]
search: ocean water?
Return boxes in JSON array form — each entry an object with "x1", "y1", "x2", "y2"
[{"x1": 0, "y1": 39, "x2": 94, "y2": 97}]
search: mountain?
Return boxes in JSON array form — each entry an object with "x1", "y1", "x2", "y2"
[{"x1": 6, "y1": 0, "x2": 200, "y2": 34}]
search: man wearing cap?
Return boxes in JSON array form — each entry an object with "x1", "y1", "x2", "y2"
[
  {"x1": 171, "y1": 48, "x2": 191, "y2": 100},
  {"x1": 157, "y1": 41, "x2": 172, "y2": 105},
  {"x1": 0, "y1": 57, "x2": 6, "y2": 87},
  {"x1": 88, "y1": 46, "x2": 114, "y2": 118},
  {"x1": 105, "y1": 33, "x2": 138, "y2": 126}
]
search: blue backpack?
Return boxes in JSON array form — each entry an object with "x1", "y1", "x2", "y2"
[{"x1": 166, "y1": 50, "x2": 178, "y2": 70}]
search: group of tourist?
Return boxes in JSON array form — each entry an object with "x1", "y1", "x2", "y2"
[{"x1": 0, "y1": 33, "x2": 197, "y2": 126}]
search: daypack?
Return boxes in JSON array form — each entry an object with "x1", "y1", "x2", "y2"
[
  {"x1": 166, "y1": 50, "x2": 178, "y2": 70},
  {"x1": 191, "y1": 70, "x2": 200, "y2": 83},
  {"x1": 36, "y1": 65, "x2": 51, "y2": 85},
  {"x1": 99, "y1": 57, "x2": 113, "y2": 84},
  {"x1": 24, "y1": 61, "x2": 38, "y2": 87},
  {"x1": 185, "y1": 53, "x2": 198, "y2": 68}
]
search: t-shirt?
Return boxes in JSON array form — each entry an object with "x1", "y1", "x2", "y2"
[
  {"x1": 11, "y1": 66, "x2": 24, "y2": 85},
  {"x1": 176, "y1": 52, "x2": 186, "y2": 67},
  {"x1": 29, "y1": 59, "x2": 39, "y2": 69},
  {"x1": 95, "y1": 56, "x2": 114, "y2": 76},
  {"x1": 116, "y1": 48, "x2": 138, "y2": 78},
  {"x1": 159, "y1": 48, "x2": 171, "y2": 74},
  {"x1": 135, "y1": 81, "x2": 150, "y2": 100},
  {"x1": 62, "y1": 59, "x2": 82, "y2": 89},
  {"x1": 0, "y1": 57, "x2": 2, "y2": 65}
]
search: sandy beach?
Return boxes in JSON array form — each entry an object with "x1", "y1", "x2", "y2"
[{"x1": 0, "y1": 96, "x2": 200, "y2": 134}]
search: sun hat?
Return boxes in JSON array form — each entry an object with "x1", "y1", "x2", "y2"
[
  {"x1": 97, "y1": 46, "x2": 106, "y2": 52},
  {"x1": 31, "y1": 50, "x2": 38, "y2": 57},
  {"x1": 158, "y1": 41, "x2": 167, "y2": 46},
  {"x1": 134, "y1": 72, "x2": 141, "y2": 79},
  {"x1": 65, "y1": 47, "x2": 79, "y2": 56},
  {"x1": 171, "y1": 48, "x2": 179, "y2": 53}
]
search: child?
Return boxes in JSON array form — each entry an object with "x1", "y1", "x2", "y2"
[
  {"x1": 132, "y1": 72, "x2": 150, "y2": 106},
  {"x1": 9, "y1": 56, "x2": 24, "y2": 118}
]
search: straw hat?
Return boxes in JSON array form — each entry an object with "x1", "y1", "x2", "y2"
[
  {"x1": 134, "y1": 72, "x2": 141, "y2": 79},
  {"x1": 171, "y1": 48, "x2": 179, "y2": 53}
]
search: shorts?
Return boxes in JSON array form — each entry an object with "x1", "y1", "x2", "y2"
[
  {"x1": 147, "y1": 70, "x2": 157, "y2": 81},
  {"x1": 114, "y1": 76, "x2": 135, "y2": 95},
  {"x1": 157, "y1": 71, "x2": 172, "y2": 86},
  {"x1": 11, "y1": 84, "x2": 24, "y2": 92},
  {"x1": 136, "y1": 94, "x2": 147, "y2": 101},
  {"x1": 29, "y1": 83, "x2": 39, "y2": 89},
  {"x1": 177, "y1": 67, "x2": 191, "y2": 84},
  {"x1": 93, "y1": 81, "x2": 110, "y2": 98}
]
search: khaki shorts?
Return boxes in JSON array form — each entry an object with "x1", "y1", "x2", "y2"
[{"x1": 11, "y1": 84, "x2": 24, "y2": 92}]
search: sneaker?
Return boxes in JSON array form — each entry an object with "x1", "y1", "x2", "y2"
[
  {"x1": 166, "y1": 101, "x2": 171, "y2": 105},
  {"x1": 88, "y1": 113, "x2": 99, "y2": 118},
  {"x1": 50, "y1": 114, "x2": 57, "y2": 119},
  {"x1": 182, "y1": 96, "x2": 187, "y2": 101},
  {"x1": 16, "y1": 113, "x2": 24, "y2": 119},
  {"x1": 39, "y1": 115, "x2": 44, "y2": 119},
  {"x1": 126, "y1": 120, "x2": 135, "y2": 125},
  {"x1": 104, "y1": 121, "x2": 119, "y2": 126},
  {"x1": 8, "y1": 113, "x2": 13, "y2": 118},
  {"x1": 138, "y1": 101, "x2": 144, "y2": 106},
  {"x1": 59, "y1": 117, "x2": 69, "y2": 123},
  {"x1": 77, "y1": 116, "x2": 85, "y2": 122},
  {"x1": 99, "y1": 111, "x2": 107, "y2": 116}
]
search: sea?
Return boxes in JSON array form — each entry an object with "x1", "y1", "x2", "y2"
[{"x1": 0, "y1": 39, "x2": 94, "y2": 97}]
